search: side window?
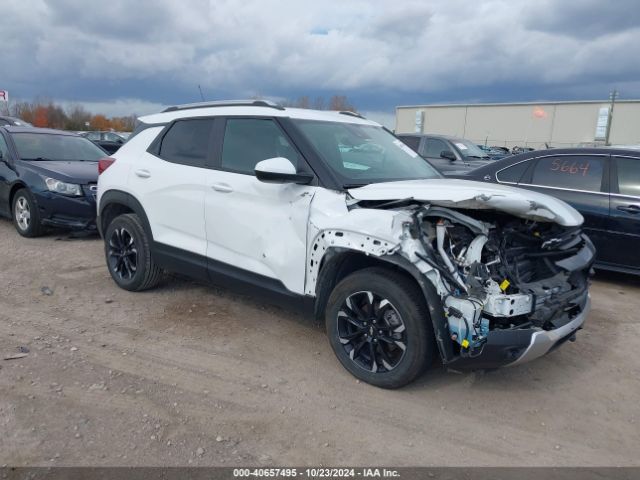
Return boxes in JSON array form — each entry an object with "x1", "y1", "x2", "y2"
[
  {"x1": 221, "y1": 118, "x2": 300, "y2": 174},
  {"x1": 616, "y1": 157, "x2": 640, "y2": 197},
  {"x1": 423, "y1": 138, "x2": 449, "y2": 158},
  {"x1": 527, "y1": 156, "x2": 605, "y2": 192},
  {"x1": 496, "y1": 160, "x2": 531, "y2": 183},
  {"x1": 85, "y1": 132, "x2": 101, "y2": 141},
  {"x1": 399, "y1": 136, "x2": 420, "y2": 151},
  {"x1": 159, "y1": 119, "x2": 214, "y2": 168},
  {"x1": 105, "y1": 132, "x2": 123, "y2": 143},
  {"x1": 0, "y1": 134, "x2": 9, "y2": 159}
]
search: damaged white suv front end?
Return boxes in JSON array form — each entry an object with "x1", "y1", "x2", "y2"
[{"x1": 308, "y1": 178, "x2": 593, "y2": 377}]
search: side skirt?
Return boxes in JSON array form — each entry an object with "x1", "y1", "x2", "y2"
[{"x1": 152, "y1": 242, "x2": 314, "y2": 315}]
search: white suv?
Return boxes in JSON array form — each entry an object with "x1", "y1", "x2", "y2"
[{"x1": 97, "y1": 100, "x2": 594, "y2": 388}]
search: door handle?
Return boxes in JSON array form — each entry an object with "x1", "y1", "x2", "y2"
[
  {"x1": 134, "y1": 169, "x2": 151, "y2": 178},
  {"x1": 617, "y1": 204, "x2": 640, "y2": 214},
  {"x1": 211, "y1": 183, "x2": 233, "y2": 193}
]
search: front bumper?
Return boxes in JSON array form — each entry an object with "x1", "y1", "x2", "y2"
[
  {"x1": 507, "y1": 294, "x2": 590, "y2": 366},
  {"x1": 33, "y1": 188, "x2": 97, "y2": 231},
  {"x1": 447, "y1": 292, "x2": 590, "y2": 370}
]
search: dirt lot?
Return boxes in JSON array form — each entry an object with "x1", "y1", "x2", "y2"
[{"x1": 0, "y1": 218, "x2": 639, "y2": 467}]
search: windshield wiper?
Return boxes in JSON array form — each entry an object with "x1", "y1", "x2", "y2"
[
  {"x1": 23, "y1": 157, "x2": 54, "y2": 161},
  {"x1": 343, "y1": 183, "x2": 369, "y2": 189}
]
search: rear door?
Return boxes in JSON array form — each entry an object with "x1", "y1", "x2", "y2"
[
  {"x1": 607, "y1": 155, "x2": 640, "y2": 270},
  {"x1": 129, "y1": 118, "x2": 214, "y2": 270},
  {"x1": 517, "y1": 154, "x2": 611, "y2": 262}
]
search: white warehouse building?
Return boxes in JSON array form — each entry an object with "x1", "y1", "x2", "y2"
[{"x1": 395, "y1": 99, "x2": 640, "y2": 149}]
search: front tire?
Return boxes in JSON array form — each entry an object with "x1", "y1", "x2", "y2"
[
  {"x1": 12, "y1": 188, "x2": 44, "y2": 237},
  {"x1": 104, "y1": 213, "x2": 163, "y2": 291},
  {"x1": 325, "y1": 267, "x2": 436, "y2": 388}
]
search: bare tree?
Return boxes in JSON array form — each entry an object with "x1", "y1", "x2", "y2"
[
  {"x1": 328, "y1": 95, "x2": 356, "y2": 112},
  {"x1": 312, "y1": 96, "x2": 325, "y2": 110},
  {"x1": 295, "y1": 96, "x2": 310, "y2": 109},
  {"x1": 65, "y1": 104, "x2": 92, "y2": 131}
]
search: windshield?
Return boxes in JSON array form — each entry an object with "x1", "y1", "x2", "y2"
[
  {"x1": 293, "y1": 120, "x2": 441, "y2": 186},
  {"x1": 452, "y1": 139, "x2": 488, "y2": 158},
  {"x1": 12, "y1": 133, "x2": 106, "y2": 161}
]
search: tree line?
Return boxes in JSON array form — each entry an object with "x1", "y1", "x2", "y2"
[
  {"x1": 275, "y1": 95, "x2": 357, "y2": 112},
  {"x1": 3, "y1": 94, "x2": 358, "y2": 132},
  {"x1": 5, "y1": 100, "x2": 137, "y2": 132}
]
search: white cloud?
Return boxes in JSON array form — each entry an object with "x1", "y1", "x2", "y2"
[
  {"x1": 361, "y1": 111, "x2": 396, "y2": 130},
  {"x1": 1, "y1": 0, "x2": 639, "y2": 108}
]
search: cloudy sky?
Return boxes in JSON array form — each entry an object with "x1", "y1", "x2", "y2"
[{"x1": 1, "y1": 0, "x2": 639, "y2": 126}]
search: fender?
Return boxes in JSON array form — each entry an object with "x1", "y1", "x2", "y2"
[
  {"x1": 98, "y1": 189, "x2": 153, "y2": 240},
  {"x1": 313, "y1": 246, "x2": 454, "y2": 364}
]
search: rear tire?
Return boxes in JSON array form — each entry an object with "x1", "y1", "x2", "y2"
[
  {"x1": 104, "y1": 213, "x2": 163, "y2": 291},
  {"x1": 12, "y1": 188, "x2": 44, "y2": 237},
  {"x1": 325, "y1": 267, "x2": 436, "y2": 388}
]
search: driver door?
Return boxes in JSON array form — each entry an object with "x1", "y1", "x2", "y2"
[{"x1": 204, "y1": 117, "x2": 316, "y2": 294}]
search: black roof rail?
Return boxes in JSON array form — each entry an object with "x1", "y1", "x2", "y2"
[
  {"x1": 161, "y1": 99, "x2": 285, "y2": 113},
  {"x1": 339, "y1": 110, "x2": 365, "y2": 119}
]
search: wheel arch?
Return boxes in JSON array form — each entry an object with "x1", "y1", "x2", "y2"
[
  {"x1": 313, "y1": 248, "x2": 453, "y2": 363},
  {"x1": 8, "y1": 182, "x2": 29, "y2": 217},
  {"x1": 98, "y1": 190, "x2": 153, "y2": 241}
]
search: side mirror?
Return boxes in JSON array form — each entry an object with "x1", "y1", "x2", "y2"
[
  {"x1": 255, "y1": 157, "x2": 314, "y2": 184},
  {"x1": 440, "y1": 150, "x2": 456, "y2": 161}
]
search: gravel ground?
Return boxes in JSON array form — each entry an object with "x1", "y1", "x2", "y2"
[{"x1": 0, "y1": 218, "x2": 639, "y2": 467}]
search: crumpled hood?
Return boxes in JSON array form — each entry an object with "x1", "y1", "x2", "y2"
[{"x1": 348, "y1": 178, "x2": 583, "y2": 226}]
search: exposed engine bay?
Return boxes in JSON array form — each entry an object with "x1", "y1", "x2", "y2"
[
  {"x1": 321, "y1": 196, "x2": 594, "y2": 365},
  {"x1": 306, "y1": 183, "x2": 594, "y2": 367},
  {"x1": 405, "y1": 204, "x2": 591, "y2": 358}
]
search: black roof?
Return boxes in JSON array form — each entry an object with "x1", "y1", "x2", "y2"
[{"x1": 1, "y1": 126, "x2": 80, "y2": 136}]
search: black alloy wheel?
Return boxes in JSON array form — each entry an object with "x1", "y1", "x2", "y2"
[
  {"x1": 337, "y1": 291, "x2": 407, "y2": 373},
  {"x1": 108, "y1": 226, "x2": 138, "y2": 280},
  {"x1": 104, "y1": 213, "x2": 163, "y2": 291},
  {"x1": 325, "y1": 267, "x2": 436, "y2": 388}
]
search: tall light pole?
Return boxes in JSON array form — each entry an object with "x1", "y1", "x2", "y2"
[{"x1": 605, "y1": 89, "x2": 618, "y2": 146}]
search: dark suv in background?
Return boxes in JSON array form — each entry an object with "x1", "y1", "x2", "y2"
[{"x1": 398, "y1": 134, "x2": 492, "y2": 174}]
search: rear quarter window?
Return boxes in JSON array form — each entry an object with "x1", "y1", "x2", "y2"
[
  {"x1": 158, "y1": 119, "x2": 214, "y2": 168},
  {"x1": 527, "y1": 155, "x2": 605, "y2": 192},
  {"x1": 496, "y1": 160, "x2": 531, "y2": 183}
]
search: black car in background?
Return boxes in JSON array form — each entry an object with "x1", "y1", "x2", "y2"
[
  {"x1": 397, "y1": 133, "x2": 492, "y2": 174},
  {"x1": 0, "y1": 126, "x2": 106, "y2": 236},
  {"x1": 511, "y1": 146, "x2": 535, "y2": 155},
  {"x1": 80, "y1": 131, "x2": 128, "y2": 154},
  {"x1": 461, "y1": 148, "x2": 640, "y2": 274},
  {"x1": 0, "y1": 116, "x2": 33, "y2": 127},
  {"x1": 478, "y1": 144, "x2": 511, "y2": 160}
]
